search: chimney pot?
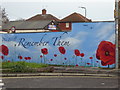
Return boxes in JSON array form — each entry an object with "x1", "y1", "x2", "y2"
[{"x1": 42, "y1": 9, "x2": 46, "y2": 15}]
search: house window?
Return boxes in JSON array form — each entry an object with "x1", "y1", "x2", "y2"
[{"x1": 66, "y1": 23, "x2": 69, "y2": 28}]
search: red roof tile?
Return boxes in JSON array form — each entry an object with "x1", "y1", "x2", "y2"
[
  {"x1": 60, "y1": 12, "x2": 91, "y2": 22},
  {"x1": 26, "y1": 14, "x2": 60, "y2": 21}
]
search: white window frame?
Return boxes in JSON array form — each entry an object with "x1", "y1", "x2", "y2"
[{"x1": 66, "y1": 23, "x2": 69, "y2": 28}]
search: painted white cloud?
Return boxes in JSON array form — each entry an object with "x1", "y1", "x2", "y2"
[
  {"x1": 3, "y1": 41, "x2": 29, "y2": 55},
  {"x1": 61, "y1": 31, "x2": 88, "y2": 49},
  {"x1": 75, "y1": 31, "x2": 88, "y2": 39},
  {"x1": 107, "y1": 33, "x2": 115, "y2": 43},
  {"x1": 96, "y1": 23, "x2": 114, "y2": 40},
  {"x1": 62, "y1": 37, "x2": 82, "y2": 49}
]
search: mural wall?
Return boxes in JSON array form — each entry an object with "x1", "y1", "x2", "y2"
[{"x1": 0, "y1": 22, "x2": 115, "y2": 68}]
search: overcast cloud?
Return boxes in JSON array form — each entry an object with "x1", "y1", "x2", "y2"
[{"x1": 1, "y1": 0, "x2": 115, "y2": 21}]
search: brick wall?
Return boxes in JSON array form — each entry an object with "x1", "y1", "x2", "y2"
[{"x1": 58, "y1": 23, "x2": 72, "y2": 31}]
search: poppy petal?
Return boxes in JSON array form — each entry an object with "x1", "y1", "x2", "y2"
[
  {"x1": 0, "y1": 45, "x2": 9, "y2": 56},
  {"x1": 41, "y1": 48, "x2": 48, "y2": 55},
  {"x1": 58, "y1": 46, "x2": 66, "y2": 54},
  {"x1": 74, "y1": 49, "x2": 80, "y2": 56},
  {"x1": 96, "y1": 41, "x2": 115, "y2": 66}
]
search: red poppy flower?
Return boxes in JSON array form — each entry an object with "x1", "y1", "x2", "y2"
[
  {"x1": 64, "y1": 58, "x2": 67, "y2": 60},
  {"x1": 76, "y1": 64, "x2": 78, "y2": 66},
  {"x1": 50, "y1": 59, "x2": 53, "y2": 61},
  {"x1": 74, "y1": 49, "x2": 80, "y2": 56},
  {"x1": 87, "y1": 63, "x2": 90, "y2": 65},
  {"x1": 54, "y1": 54, "x2": 57, "y2": 57},
  {"x1": 89, "y1": 57, "x2": 93, "y2": 59},
  {"x1": 96, "y1": 41, "x2": 115, "y2": 66},
  {"x1": 80, "y1": 53, "x2": 84, "y2": 57},
  {"x1": 8, "y1": 60, "x2": 10, "y2": 62},
  {"x1": 41, "y1": 48, "x2": 48, "y2": 55},
  {"x1": 0, "y1": 56, "x2": 4, "y2": 59},
  {"x1": 96, "y1": 61, "x2": 99, "y2": 63},
  {"x1": 58, "y1": 46, "x2": 66, "y2": 54},
  {"x1": 28, "y1": 57, "x2": 31, "y2": 60},
  {"x1": 40, "y1": 55, "x2": 43, "y2": 58},
  {"x1": 0, "y1": 45, "x2": 9, "y2": 56},
  {"x1": 18, "y1": 56, "x2": 23, "y2": 59},
  {"x1": 24, "y1": 57, "x2": 28, "y2": 60}
]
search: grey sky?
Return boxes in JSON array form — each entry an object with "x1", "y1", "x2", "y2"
[{"x1": 1, "y1": 0, "x2": 115, "y2": 21}]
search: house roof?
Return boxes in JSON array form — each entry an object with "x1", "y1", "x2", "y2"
[
  {"x1": 26, "y1": 9, "x2": 60, "y2": 21},
  {"x1": 2, "y1": 20, "x2": 53, "y2": 30},
  {"x1": 26, "y1": 14, "x2": 60, "y2": 21},
  {"x1": 60, "y1": 12, "x2": 92, "y2": 22}
]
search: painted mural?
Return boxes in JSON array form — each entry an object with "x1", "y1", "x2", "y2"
[{"x1": 0, "y1": 22, "x2": 115, "y2": 68}]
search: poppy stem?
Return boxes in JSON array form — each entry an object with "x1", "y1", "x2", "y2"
[
  {"x1": 45, "y1": 57, "x2": 47, "y2": 64},
  {"x1": 98, "y1": 62, "x2": 100, "y2": 68},
  {"x1": 41, "y1": 58, "x2": 42, "y2": 64},
  {"x1": 81, "y1": 58, "x2": 82, "y2": 66},
  {"x1": 56, "y1": 59, "x2": 58, "y2": 65},
  {"x1": 84, "y1": 60, "x2": 87, "y2": 75},
  {"x1": 85, "y1": 60, "x2": 86, "y2": 67},
  {"x1": 61, "y1": 53, "x2": 62, "y2": 65},
  {"x1": 91, "y1": 59, "x2": 92, "y2": 67},
  {"x1": 56, "y1": 57, "x2": 59, "y2": 65},
  {"x1": 43, "y1": 55, "x2": 45, "y2": 64},
  {"x1": 68, "y1": 59, "x2": 70, "y2": 66},
  {"x1": 76, "y1": 56, "x2": 77, "y2": 66},
  {"x1": 44, "y1": 55, "x2": 46, "y2": 64},
  {"x1": 108, "y1": 64, "x2": 110, "y2": 68}
]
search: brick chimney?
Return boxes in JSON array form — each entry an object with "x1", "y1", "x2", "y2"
[{"x1": 42, "y1": 9, "x2": 46, "y2": 15}]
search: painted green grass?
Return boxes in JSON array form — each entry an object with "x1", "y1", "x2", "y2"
[
  {"x1": 2, "y1": 61, "x2": 49, "y2": 69},
  {"x1": 2, "y1": 61, "x2": 49, "y2": 73}
]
